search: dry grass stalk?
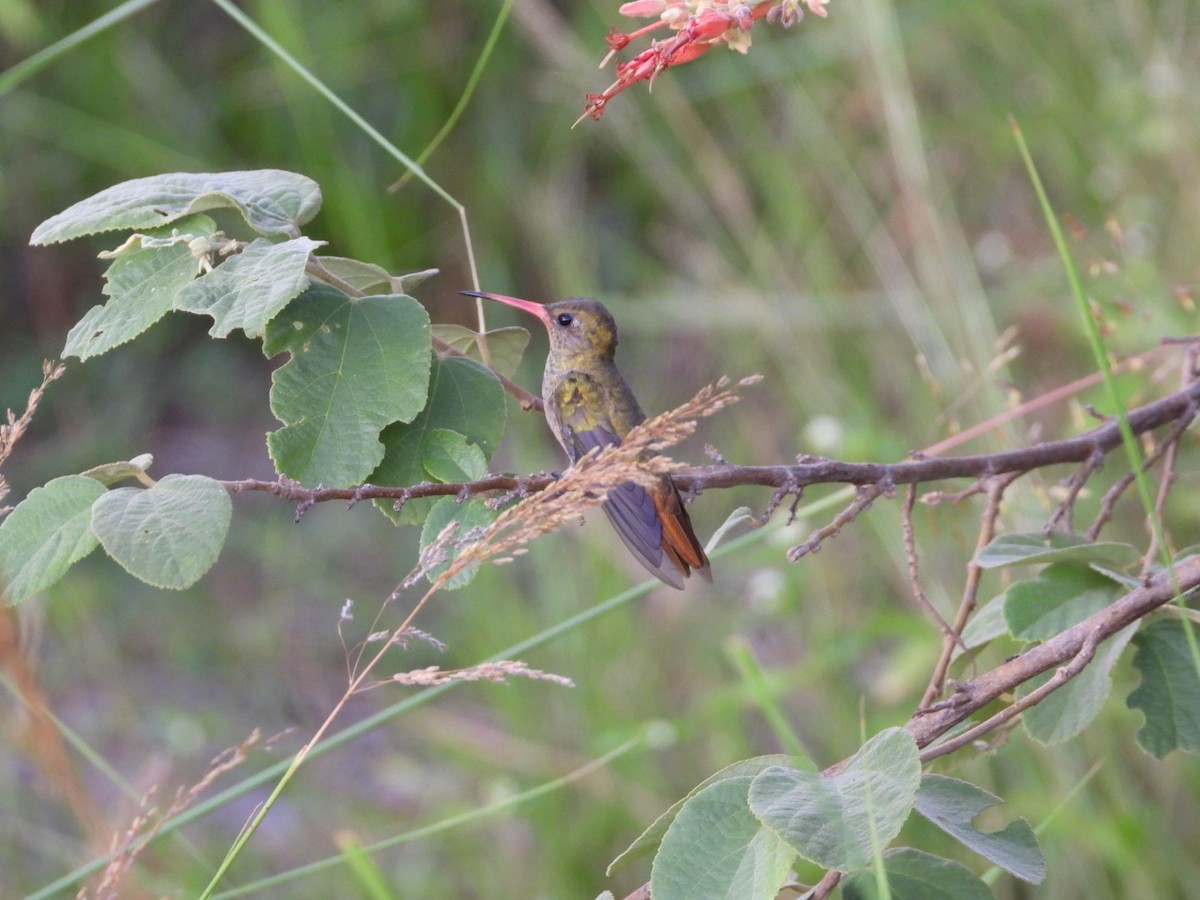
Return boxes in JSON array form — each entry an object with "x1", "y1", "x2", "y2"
[
  {"x1": 424, "y1": 375, "x2": 761, "y2": 592},
  {"x1": 81, "y1": 729, "x2": 265, "y2": 900},
  {"x1": 358, "y1": 375, "x2": 758, "y2": 689},
  {"x1": 392, "y1": 660, "x2": 575, "y2": 688},
  {"x1": 0, "y1": 360, "x2": 66, "y2": 513},
  {"x1": 247, "y1": 376, "x2": 761, "y2": 872}
]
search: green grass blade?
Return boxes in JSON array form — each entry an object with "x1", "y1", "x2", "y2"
[
  {"x1": 209, "y1": 736, "x2": 642, "y2": 898},
  {"x1": 0, "y1": 0, "x2": 160, "y2": 96},
  {"x1": 390, "y1": 0, "x2": 514, "y2": 192},
  {"x1": 26, "y1": 580, "x2": 656, "y2": 899},
  {"x1": 1009, "y1": 116, "x2": 1152, "y2": 517},
  {"x1": 205, "y1": 0, "x2": 456, "y2": 209},
  {"x1": 724, "y1": 635, "x2": 812, "y2": 762},
  {"x1": 332, "y1": 831, "x2": 397, "y2": 900},
  {"x1": 28, "y1": 500, "x2": 811, "y2": 898},
  {"x1": 1010, "y1": 114, "x2": 1200, "y2": 724}
]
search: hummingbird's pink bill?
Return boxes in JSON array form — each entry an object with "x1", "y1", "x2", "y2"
[{"x1": 460, "y1": 290, "x2": 551, "y2": 324}]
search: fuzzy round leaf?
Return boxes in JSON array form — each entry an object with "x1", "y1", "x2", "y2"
[
  {"x1": 91, "y1": 474, "x2": 232, "y2": 589},
  {"x1": 0, "y1": 475, "x2": 106, "y2": 605}
]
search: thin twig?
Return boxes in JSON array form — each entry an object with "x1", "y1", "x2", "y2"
[
  {"x1": 919, "y1": 479, "x2": 988, "y2": 506},
  {"x1": 432, "y1": 334, "x2": 543, "y2": 412},
  {"x1": 751, "y1": 474, "x2": 801, "y2": 527},
  {"x1": 1042, "y1": 446, "x2": 1105, "y2": 536},
  {"x1": 918, "y1": 473, "x2": 1019, "y2": 709},
  {"x1": 1085, "y1": 398, "x2": 1198, "y2": 541},
  {"x1": 812, "y1": 868, "x2": 842, "y2": 899},
  {"x1": 787, "y1": 478, "x2": 893, "y2": 561},
  {"x1": 1140, "y1": 347, "x2": 1199, "y2": 572},
  {"x1": 901, "y1": 484, "x2": 959, "y2": 640},
  {"x1": 919, "y1": 343, "x2": 1171, "y2": 457}
]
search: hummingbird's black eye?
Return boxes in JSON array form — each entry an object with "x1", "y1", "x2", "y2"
[{"x1": 555, "y1": 313, "x2": 574, "y2": 327}]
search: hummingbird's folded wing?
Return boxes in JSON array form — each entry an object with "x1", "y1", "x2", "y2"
[
  {"x1": 552, "y1": 374, "x2": 687, "y2": 589},
  {"x1": 602, "y1": 483, "x2": 685, "y2": 589}
]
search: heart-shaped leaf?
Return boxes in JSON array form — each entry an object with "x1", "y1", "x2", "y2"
[
  {"x1": 748, "y1": 728, "x2": 921, "y2": 871},
  {"x1": 975, "y1": 533, "x2": 1137, "y2": 570},
  {"x1": 841, "y1": 848, "x2": 996, "y2": 900},
  {"x1": 0, "y1": 475, "x2": 106, "y2": 605},
  {"x1": 174, "y1": 236, "x2": 323, "y2": 338},
  {"x1": 651, "y1": 776, "x2": 796, "y2": 900},
  {"x1": 264, "y1": 284, "x2": 432, "y2": 486},
  {"x1": 32, "y1": 170, "x2": 322, "y2": 243},
  {"x1": 64, "y1": 215, "x2": 217, "y2": 360},
  {"x1": 371, "y1": 355, "x2": 505, "y2": 525},
  {"x1": 419, "y1": 497, "x2": 497, "y2": 589},
  {"x1": 1127, "y1": 619, "x2": 1200, "y2": 758},
  {"x1": 91, "y1": 474, "x2": 232, "y2": 589},
  {"x1": 422, "y1": 429, "x2": 487, "y2": 483},
  {"x1": 914, "y1": 775, "x2": 1044, "y2": 882}
]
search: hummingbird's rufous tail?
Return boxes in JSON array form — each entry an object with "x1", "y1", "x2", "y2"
[{"x1": 656, "y1": 477, "x2": 712, "y2": 585}]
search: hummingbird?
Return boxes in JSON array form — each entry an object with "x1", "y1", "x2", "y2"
[{"x1": 461, "y1": 291, "x2": 712, "y2": 589}]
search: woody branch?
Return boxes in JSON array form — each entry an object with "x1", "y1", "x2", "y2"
[{"x1": 221, "y1": 376, "x2": 1200, "y2": 511}]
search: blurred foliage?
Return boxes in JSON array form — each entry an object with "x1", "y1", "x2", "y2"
[{"x1": 1, "y1": 0, "x2": 1199, "y2": 897}]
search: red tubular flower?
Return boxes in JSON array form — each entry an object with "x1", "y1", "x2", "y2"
[
  {"x1": 580, "y1": 0, "x2": 829, "y2": 123},
  {"x1": 682, "y1": 7, "x2": 738, "y2": 43}
]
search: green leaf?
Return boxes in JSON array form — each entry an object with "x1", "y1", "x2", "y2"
[
  {"x1": 316, "y1": 256, "x2": 397, "y2": 294},
  {"x1": 650, "y1": 776, "x2": 796, "y2": 900},
  {"x1": 31, "y1": 170, "x2": 322, "y2": 243},
  {"x1": 432, "y1": 323, "x2": 531, "y2": 379},
  {"x1": 608, "y1": 755, "x2": 804, "y2": 875},
  {"x1": 63, "y1": 215, "x2": 218, "y2": 360},
  {"x1": 747, "y1": 727, "x2": 921, "y2": 872},
  {"x1": 79, "y1": 454, "x2": 155, "y2": 486},
  {"x1": 174, "y1": 237, "x2": 323, "y2": 338},
  {"x1": 706, "y1": 506, "x2": 757, "y2": 553},
  {"x1": 1004, "y1": 564, "x2": 1120, "y2": 640},
  {"x1": 372, "y1": 356, "x2": 505, "y2": 525},
  {"x1": 975, "y1": 533, "x2": 1138, "y2": 570},
  {"x1": 1127, "y1": 619, "x2": 1200, "y2": 758},
  {"x1": 1020, "y1": 622, "x2": 1138, "y2": 744},
  {"x1": 90, "y1": 474, "x2": 232, "y2": 590},
  {"x1": 418, "y1": 497, "x2": 497, "y2": 589},
  {"x1": 0, "y1": 475, "x2": 106, "y2": 605},
  {"x1": 395, "y1": 267, "x2": 440, "y2": 293},
  {"x1": 914, "y1": 775, "x2": 1045, "y2": 883},
  {"x1": 842, "y1": 848, "x2": 996, "y2": 900},
  {"x1": 422, "y1": 429, "x2": 487, "y2": 483},
  {"x1": 264, "y1": 284, "x2": 432, "y2": 486},
  {"x1": 958, "y1": 593, "x2": 1010, "y2": 651},
  {"x1": 314, "y1": 259, "x2": 439, "y2": 297}
]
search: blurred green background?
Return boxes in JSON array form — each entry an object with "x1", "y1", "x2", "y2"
[{"x1": 2, "y1": 0, "x2": 1198, "y2": 897}]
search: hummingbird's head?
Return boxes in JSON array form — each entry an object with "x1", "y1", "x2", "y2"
[
  {"x1": 461, "y1": 292, "x2": 619, "y2": 365},
  {"x1": 539, "y1": 297, "x2": 618, "y2": 363}
]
